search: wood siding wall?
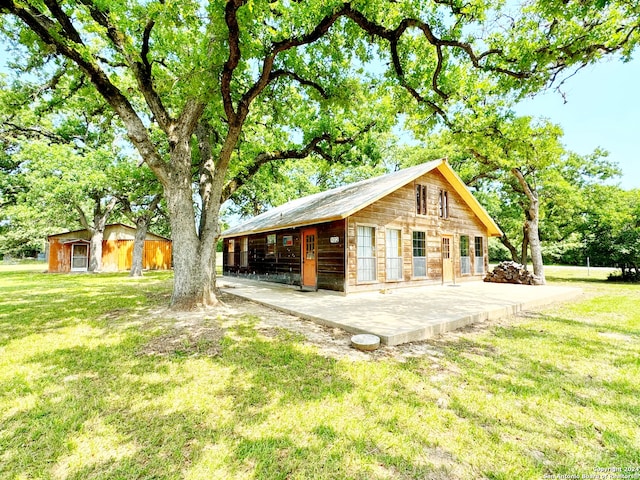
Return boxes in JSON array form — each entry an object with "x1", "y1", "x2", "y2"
[
  {"x1": 346, "y1": 169, "x2": 489, "y2": 292},
  {"x1": 223, "y1": 220, "x2": 346, "y2": 291},
  {"x1": 47, "y1": 239, "x2": 172, "y2": 273},
  {"x1": 47, "y1": 239, "x2": 73, "y2": 272}
]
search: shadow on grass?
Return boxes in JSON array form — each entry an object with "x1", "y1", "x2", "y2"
[
  {"x1": 397, "y1": 309, "x2": 640, "y2": 477},
  {"x1": 3, "y1": 268, "x2": 640, "y2": 479},
  {"x1": 2, "y1": 319, "x2": 369, "y2": 479},
  {"x1": 545, "y1": 275, "x2": 609, "y2": 284},
  {"x1": 0, "y1": 270, "x2": 173, "y2": 347}
]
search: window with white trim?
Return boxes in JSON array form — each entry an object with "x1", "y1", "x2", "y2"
[
  {"x1": 357, "y1": 226, "x2": 376, "y2": 282},
  {"x1": 416, "y1": 184, "x2": 427, "y2": 215},
  {"x1": 266, "y1": 234, "x2": 276, "y2": 256},
  {"x1": 228, "y1": 239, "x2": 235, "y2": 266},
  {"x1": 460, "y1": 235, "x2": 471, "y2": 274},
  {"x1": 412, "y1": 231, "x2": 427, "y2": 278},
  {"x1": 438, "y1": 190, "x2": 449, "y2": 218}
]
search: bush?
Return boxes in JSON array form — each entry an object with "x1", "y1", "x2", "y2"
[
  {"x1": 488, "y1": 238, "x2": 512, "y2": 262},
  {"x1": 608, "y1": 269, "x2": 640, "y2": 283}
]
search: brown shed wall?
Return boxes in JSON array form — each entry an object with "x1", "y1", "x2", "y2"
[
  {"x1": 47, "y1": 238, "x2": 72, "y2": 272},
  {"x1": 48, "y1": 237, "x2": 172, "y2": 273}
]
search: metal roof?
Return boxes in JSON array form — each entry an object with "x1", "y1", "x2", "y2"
[
  {"x1": 47, "y1": 223, "x2": 171, "y2": 241},
  {"x1": 221, "y1": 159, "x2": 502, "y2": 238}
]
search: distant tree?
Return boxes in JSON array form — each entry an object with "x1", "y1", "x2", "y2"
[
  {"x1": 16, "y1": 140, "x2": 122, "y2": 271},
  {"x1": 582, "y1": 186, "x2": 640, "y2": 280},
  {"x1": 0, "y1": 69, "x2": 124, "y2": 266},
  {"x1": 112, "y1": 159, "x2": 166, "y2": 277}
]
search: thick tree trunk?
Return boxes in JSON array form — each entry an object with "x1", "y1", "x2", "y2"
[
  {"x1": 512, "y1": 168, "x2": 545, "y2": 285},
  {"x1": 89, "y1": 229, "x2": 104, "y2": 272},
  {"x1": 166, "y1": 184, "x2": 218, "y2": 309},
  {"x1": 163, "y1": 140, "x2": 219, "y2": 309},
  {"x1": 526, "y1": 214, "x2": 545, "y2": 284},
  {"x1": 130, "y1": 217, "x2": 148, "y2": 277}
]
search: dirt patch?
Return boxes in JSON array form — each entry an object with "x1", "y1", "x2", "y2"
[
  {"x1": 138, "y1": 321, "x2": 224, "y2": 357},
  {"x1": 137, "y1": 292, "x2": 522, "y2": 361}
]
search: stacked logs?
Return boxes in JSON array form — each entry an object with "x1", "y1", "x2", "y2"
[{"x1": 484, "y1": 261, "x2": 540, "y2": 285}]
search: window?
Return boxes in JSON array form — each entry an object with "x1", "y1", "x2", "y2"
[
  {"x1": 412, "y1": 231, "x2": 427, "y2": 277},
  {"x1": 386, "y1": 229, "x2": 403, "y2": 281},
  {"x1": 416, "y1": 184, "x2": 427, "y2": 215},
  {"x1": 442, "y1": 237, "x2": 451, "y2": 259},
  {"x1": 240, "y1": 236, "x2": 248, "y2": 267},
  {"x1": 438, "y1": 190, "x2": 449, "y2": 219},
  {"x1": 357, "y1": 226, "x2": 376, "y2": 282},
  {"x1": 474, "y1": 236, "x2": 484, "y2": 274},
  {"x1": 228, "y1": 239, "x2": 235, "y2": 267},
  {"x1": 266, "y1": 234, "x2": 276, "y2": 256},
  {"x1": 305, "y1": 233, "x2": 315, "y2": 260},
  {"x1": 460, "y1": 235, "x2": 470, "y2": 274}
]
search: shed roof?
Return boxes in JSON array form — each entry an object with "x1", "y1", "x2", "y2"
[
  {"x1": 221, "y1": 159, "x2": 502, "y2": 238},
  {"x1": 47, "y1": 223, "x2": 171, "y2": 242}
]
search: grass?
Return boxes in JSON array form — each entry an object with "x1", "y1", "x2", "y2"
[{"x1": 1, "y1": 266, "x2": 639, "y2": 479}]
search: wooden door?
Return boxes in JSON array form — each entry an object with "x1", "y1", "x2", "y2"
[
  {"x1": 441, "y1": 235, "x2": 453, "y2": 283},
  {"x1": 302, "y1": 228, "x2": 317, "y2": 288}
]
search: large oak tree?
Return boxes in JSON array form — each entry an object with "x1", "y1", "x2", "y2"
[
  {"x1": 1, "y1": 0, "x2": 637, "y2": 307},
  {"x1": 404, "y1": 113, "x2": 618, "y2": 284}
]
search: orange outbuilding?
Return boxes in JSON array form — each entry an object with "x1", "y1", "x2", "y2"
[{"x1": 47, "y1": 223, "x2": 172, "y2": 273}]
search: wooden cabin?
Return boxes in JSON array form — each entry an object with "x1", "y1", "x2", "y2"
[
  {"x1": 220, "y1": 159, "x2": 502, "y2": 293},
  {"x1": 47, "y1": 223, "x2": 172, "y2": 273}
]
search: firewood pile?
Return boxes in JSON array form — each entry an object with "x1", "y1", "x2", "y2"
[{"x1": 484, "y1": 261, "x2": 540, "y2": 285}]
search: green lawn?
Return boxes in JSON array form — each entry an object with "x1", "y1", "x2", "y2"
[{"x1": 1, "y1": 265, "x2": 638, "y2": 479}]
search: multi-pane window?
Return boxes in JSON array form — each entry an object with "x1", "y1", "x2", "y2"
[
  {"x1": 386, "y1": 229, "x2": 403, "y2": 281},
  {"x1": 474, "y1": 236, "x2": 484, "y2": 274},
  {"x1": 266, "y1": 234, "x2": 276, "y2": 256},
  {"x1": 460, "y1": 235, "x2": 471, "y2": 274},
  {"x1": 357, "y1": 226, "x2": 376, "y2": 282},
  {"x1": 412, "y1": 231, "x2": 427, "y2": 277},
  {"x1": 240, "y1": 236, "x2": 248, "y2": 267},
  {"x1": 442, "y1": 237, "x2": 451, "y2": 259},
  {"x1": 438, "y1": 190, "x2": 449, "y2": 219},
  {"x1": 305, "y1": 234, "x2": 315, "y2": 260},
  {"x1": 416, "y1": 184, "x2": 427, "y2": 215}
]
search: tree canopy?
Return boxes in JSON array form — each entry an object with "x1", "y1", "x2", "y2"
[{"x1": 1, "y1": 0, "x2": 638, "y2": 306}]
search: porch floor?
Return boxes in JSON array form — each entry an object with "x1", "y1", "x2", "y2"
[{"x1": 218, "y1": 276, "x2": 582, "y2": 346}]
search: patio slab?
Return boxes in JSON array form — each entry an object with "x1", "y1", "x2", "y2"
[{"x1": 218, "y1": 277, "x2": 583, "y2": 346}]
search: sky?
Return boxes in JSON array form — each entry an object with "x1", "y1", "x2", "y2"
[{"x1": 516, "y1": 56, "x2": 640, "y2": 190}]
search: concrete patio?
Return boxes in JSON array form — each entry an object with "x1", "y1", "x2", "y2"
[{"x1": 218, "y1": 276, "x2": 583, "y2": 346}]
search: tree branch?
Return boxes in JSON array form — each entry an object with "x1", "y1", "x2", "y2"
[
  {"x1": 221, "y1": 0, "x2": 245, "y2": 125},
  {"x1": 42, "y1": 0, "x2": 84, "y2": 45},
  {"x1": 3, "y1": 0, "x2": 169, "y2": 184},
  {"x1": 79, "y1": 0, "x2": 173, "y2": 132},
  {"x1": 0, "y1": 121, "x2": 84, "y2": 145},
  {"x1": 222, "y1": 122, "x2": 374, "y2": 201},
  {"x1": 270, "y1": 70, "x2": 329, "y2": 98},
  {"x1": 76, "y1": 204, "x2": 91, "y2": 231}
]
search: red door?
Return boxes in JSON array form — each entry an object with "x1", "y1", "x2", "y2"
[{"x1": 302, "y1": 228, "x2": 317, "y2": 288}]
